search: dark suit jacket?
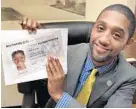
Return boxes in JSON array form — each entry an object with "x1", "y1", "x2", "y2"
[{"x1": 45, "y1": 43, "x2": 136, "y2": 108}]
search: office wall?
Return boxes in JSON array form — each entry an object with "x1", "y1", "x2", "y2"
[
  {"x1": 86, "y1": 0, "x2": 135, "y2": 22},
  {"x1": 2, "y1": 0, "x2": 136, "y2": 30},
  {"x1": 1, "y1": 0, "x2": 135, "y2": 107},
  {"x1": 1, "y1": 67, "x2": 23, "y2": 107}
]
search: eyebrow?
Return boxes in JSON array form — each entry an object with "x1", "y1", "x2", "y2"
[
  {"x1": 113, "y1": 27, "x2": 125, "y2": 35},
  {"x1": 96, "y1": 20, "x2": 125, "y2": 35},
  {"x1": 96, "y1": 21, "x2": 106, "y2": 25}
]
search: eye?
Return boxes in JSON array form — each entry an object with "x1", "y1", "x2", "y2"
[
  {"x1": 113, "y1": 32, "x2": 121, "y2": 39},
  {"x1": 13, "y1": 59, "x2": 17, "y2": 61},
  {"x1": 97, "y1": 25, "x2": 105, "y2": 32}
]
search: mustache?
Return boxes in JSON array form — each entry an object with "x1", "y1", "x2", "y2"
[{"x1": 91, "y1": 40, "x2": 111, "y2": 51}]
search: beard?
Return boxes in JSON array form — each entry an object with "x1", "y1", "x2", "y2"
[{"x1": 90, "y1": 43, "x2": 113, "y2": 63}]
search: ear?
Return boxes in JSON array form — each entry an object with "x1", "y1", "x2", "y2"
[
  {"x1": 123, "y1": 38, "x2": 134, "y2": 50},
  {"x1": 126, "y1": 38, "x2": 134, "y2": 45}
]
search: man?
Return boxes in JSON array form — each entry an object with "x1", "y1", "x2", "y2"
[
  {"x1": 20, "y1": 4, "x2": 136, "y2": 108},
  {"x1": 12, "y1": 50, "x2": 26, "y2": 71}
]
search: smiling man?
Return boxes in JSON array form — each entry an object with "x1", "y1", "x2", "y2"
[
  {"x1": 21, "y1": 4, "x2": 136, "y2": 108},
  {"x1": 90, "y1": 9, "x2": 132, "y2": 66}
]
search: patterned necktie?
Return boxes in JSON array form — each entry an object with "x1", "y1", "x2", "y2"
[{"x1": 76, "y1": 68, "x2": 98, "y2": 105}]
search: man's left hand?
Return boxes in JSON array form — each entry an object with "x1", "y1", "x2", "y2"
[{"x1": 46, "y1": 56, "x2": 65, "y2": 102}]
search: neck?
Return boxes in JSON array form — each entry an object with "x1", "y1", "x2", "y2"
[{"x1": 92, "y1": 57, "x2": 116, "y2": 67}]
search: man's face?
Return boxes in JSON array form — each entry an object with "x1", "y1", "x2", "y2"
[
  {"x1": 90, "y1": 10, "x2": 130, "y2": 62},
  {"x1": 13, "y1": 53, "x2": 25, "y2": 68}
]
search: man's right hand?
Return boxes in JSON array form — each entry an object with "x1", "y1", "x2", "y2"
[{"x1": 19, "y1": 17, "x2": 41, "y2": 33}]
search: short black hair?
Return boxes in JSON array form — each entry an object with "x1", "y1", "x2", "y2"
[
  {"x1": 12, "y1": 50, "x2": 25, "y2": 59},
  {"x1": 97, "y1": 4, "x2": 136, "y2": 38}
]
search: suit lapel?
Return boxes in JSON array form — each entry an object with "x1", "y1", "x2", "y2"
[
  {"x1": 88, "y1": 54, "x2": 126, "y2": 106},
  {"x1": 87, "y1": 49, "x2": 124, "y2": 106},
  {"x1": 64, "y1": 43, "x2": 89, "y2": 96},
  {"x1": 88, "y1": 69, "x2": 117, "y2": 105}
]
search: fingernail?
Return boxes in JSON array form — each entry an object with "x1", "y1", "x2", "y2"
[
  {"x1": 32, "y1": 28, "x2": 37, "y2": 34},
  {"x1": 19, "y1": 20, "x2": 22, "y2": 24},
  {"x1": 48, "y1": 57, "x2": 50, "y2": 61},
  {"x1": 55, "y1": 57, "x2": 58, "y2": 60},
  {"x1": 28, "y1": 30, "x2": 32, "y2": 34},
  {"x1": 53, "y1": 56, "x2": 56, "y2": 60},
  {"x1": 51, "y1": 57, "x2": 54, "y2": 60}
]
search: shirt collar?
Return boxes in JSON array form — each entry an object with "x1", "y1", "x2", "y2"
[{"x1": 84, "y1": 54, "x2": 116, "y2": 74}]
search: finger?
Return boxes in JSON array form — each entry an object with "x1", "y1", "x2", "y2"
[
  {"x1": 32, "y1": 19, "x2": 37, "y2": 32},
  {"x1": 27, "y1": 18, "x2": 32, "y2": 29},
  {"x1": 56, "y1": 57, "x2": 63, "y2": 72},
  {"x1": 46, "y1": 63, "x2": 52, "y2": 78},
  {"x1": 27, "y1": 29, "x2": 32, "y2": 34},
  {"x1": 27, "y1": 18, "x2": 34, "y2": 33},
  {"x1": 36, "y1": 22, "x2": 42, "y2": 29},
  {"x1": 19, "y1": 20, "x2": 23, "y2": 26},
  {"x1": 19, "y1": 20, "x2": 22, "y2": 24},
  {"x1": 51, "y1": 56, "x2": 60, "y2": 75},
  {"x1": 19, "y1": 20, "x2": 24, "y2": 29},
  {"x1": 48, "y1": 57, "x2": 56, "y2": 76},
  {"x1": 51, "y1": 56, "x2": 64, "y2": 76},
  {"x1": 22, "y1": 17, "x2": 28, "y2": 29}
]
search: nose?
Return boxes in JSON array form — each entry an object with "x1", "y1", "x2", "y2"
[
  {"x1": 16, "y1": 59, "x2": 21, "y2": 63},
  {"x1": 99, "y1": 31, "x2": 110, "y2": 47}
]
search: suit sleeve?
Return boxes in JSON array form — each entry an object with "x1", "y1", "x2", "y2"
[
  {"x1": 104, "y1": 79, "x2": 136, "y2": 108},
  {"x1": 66, "y1": 98, "x2": 86, "y2": 108}
]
